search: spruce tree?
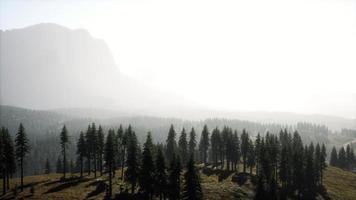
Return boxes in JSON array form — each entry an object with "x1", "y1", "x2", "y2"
[
  {"x1": 330, "y1": 146, "x2": 338, "y2": 166},
  {"x1": 126, "y1": 129, "x2": 139, "y2": 193},
  {"x1": 15, "y1": 123, "x2": 30, "y2": 191},
  {"x1": 85, "y1": 124, "x2": 92, "y2": 175},
  {"x1": 166, "y1": 124, "x2": 177, "y2": 163},
  {"x1": 60, "y1": 125, "x2": 69, "y2": 179},
  {"x1": 155, "y1": 146, "x2": 168, "y2": 200},
  {"x1": 210, "y1": 127, "x2": 221, "y2": 167},
  {"x1": 178, "y1": 128, "x2": 188, "y2": 166},
  {"x1": 181, "y1": 156, "x2": 203, "y2": 200},
  {"x1": 188, "y1": 128, "x2": 197, "y2": 158},
  {"x1": 1, "y1": 127, "x2": 5, "y2": 195},
  {"x1": 168, "y1": 154, "x2": 182, "y2": 200},
  {"x1": 104, "y1": 130, "x2": 115, "y2": 198},
  {"x1": 97, "y1": 125, "x2": 104, "y2": 176},
  {"x1": 320, "y1": 144, "x2": 327, "y2": 184},
  {"x1": 338, "y1": 147, "x2": 346, "y2": 169},
  {"x1": 76, "y1": 132, "x2": 86, "y2": 177},
  {"x1": 139, "y1": 132, "x2": 155, "y2": 199},
  {"x1": 247, "y1": 139, "x2": 255, "y2": 174},
  {"x1": 3, "y1": 128, "x2": 16, "y2": 191},
  {"x1": 240, "y1": 129, "x2": 249, "y2": 173},
  {"x1": 199, "y1": 125, "x2": 209, "y2": 165}
]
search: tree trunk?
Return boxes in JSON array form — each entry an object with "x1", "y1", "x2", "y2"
[
  {"x1": 88, "y1": 157, "x2": 91, "y2": 175},
  {"x1": 80, "y1": 158, "x2": 83, "y2": 178},
  {"x1": 20, "y1": 158, "x2": 24, "y2": 192},
  {"x1": 6, "y1": 172, "x2": 10, "y2": 189},
  {"x1": 2, "y1": 169, "x2": 6, "y2": 195},
  {"x1": 63, "y1": 147, "x2": 66, "y2": 179},
  {"x1": 109, "y1": 164, "x2": 112, "y2": 198},
  {"x1": 94, "y1": 154, "x2": 97, "y2": 178},
  {"x1": 121, "y1": 148, "x2": 125, "y2": 180}
]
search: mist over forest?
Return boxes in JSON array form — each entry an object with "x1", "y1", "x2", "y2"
[{"x1": 1, "y1": 1, "x2": 356, "y2": 199}]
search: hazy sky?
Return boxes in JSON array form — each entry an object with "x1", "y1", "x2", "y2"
[{"x1": 1, "y1": 0, "x2": 356, "y2": 118}]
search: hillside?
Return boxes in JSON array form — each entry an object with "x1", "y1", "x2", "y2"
[{"x1": 1, "y1": 167, "x2": 355, "y2": 200}]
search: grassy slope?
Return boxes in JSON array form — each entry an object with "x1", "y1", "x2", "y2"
[
  {"x1": 323, "y1": 166, "x2": 356, "y2": 200},
  {"x1": 0, "y1": 167, "x2": 355, "y2": 200}
]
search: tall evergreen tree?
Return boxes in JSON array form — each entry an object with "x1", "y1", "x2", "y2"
[
  {"x1": 85, "y1": 124, "x2": 92, "y2": 175},
  {"x1": 155, "y1": 146, "x2": 168, "y2": 200},
  {"x1": 104, "y1": 129, "x2": 115, "y2": 198},
  {"x1": 188, "y1": 128, "x2": 197, "y2": 158},
  {"x1": 240, "y1": 129, "x2": 249, "y2": 173},
  {"x1": 15, "y1": 123, "x2": 30, "y2": 191},
  {"x1": 199, "y1": 125, "x2": 209, "y2": 165},
  {"x1": 139, "y1": 132, "x2": 155, "y2": 200},
  {"x1": 60, "y1": 125, "x2": 69, "y2": 179},
  {"x1": 76, "y1": 132, "x2": 86, "y2": 177},
  {"x1": 168, "y1": 154, "x2": 182, "y2": 200},
  {"x1": 210, "y1": 127, "x2": 221, "y2": 167},
  {"x1": 178, "y1": 128, "x2": 188, "y2": 166},
  {"x1": 181, "y1": 156, "x2": 203, "y2": 200},
  {"x1": 338, "y1": 147, "x2": 346, "y2": 169},
  {"x1": 2, "y1": 128, "x2": 16, "y2": 191},
  {"x1": 247, "y1": 139, "x2": 255, "y2": 174},
  {"x1": 166, "y1": 124, "x2": 177, "y2": 163},
  {"x1": 1, "y1": 127, "x2": 5, "y2": 195},
  {"x1": 330, "y1": 146, "x2": 338, "y2": 166},
  {"x1": 97, "y1": 126, "x2": 105, "y2": 176},
  {"x1": 320, "y1": 144, "x2": 327, "y2": 184},
  {"x1": 126, "y1": 129, "x2": 139, "y2": 193}
]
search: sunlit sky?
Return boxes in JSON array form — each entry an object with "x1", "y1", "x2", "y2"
[{"x1": 1, "y1": 0, "x2": 356, "y2": 118}]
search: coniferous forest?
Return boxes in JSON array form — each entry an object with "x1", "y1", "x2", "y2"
[{"x1": 2, "y1": 122, "x2": 355, "y2": 200}]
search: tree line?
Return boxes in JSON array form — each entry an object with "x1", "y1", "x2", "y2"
[
  {"x1": 329, "y1": 144, "x2": 355, "y2": 171},
  {"x1": 1, "y1": 123, "x2": 330, "y2": 200}
]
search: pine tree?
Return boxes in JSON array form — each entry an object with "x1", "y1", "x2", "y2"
[
  {"x1": 126, "y1": 129, "x2": 139, "y2": 193},
  {"x1": 199, "y1": 125, "x2": 209, "y2": 165},
  {"x1": 1, "y1": 127, "x2": 5, "y2": 195},
  {"x1": 188, "y1": 128, "x2": 197, "y2": 158},
  {"x1": 178, "y1": 128, "x2": 188, "y2": 166},
  {"x1": 330, "y1": 146, "x2": 338, "y2": 166},
  {"x1": 45, "y1": 158, "x2": 51, "y2": 174},
  {"x1": 181, "y1": 156, "x2": 203, "y2": 200},
  {"x1": 15, "y1": 123, "x2": 30, "y2": 191},
  {"x1": 91, "y1": 123, "x2": 98, "y2": 178},
  {"x1": 247, "y1": 139, "x2": 255, "y2": 174},
  {"x1": 320, "y1": 144, "x2": 327, "y2": 184},
  {"x1": 76, "y1": 132, "x2": 86, "y2": 178},
  {"x1": 97, "y1": 126, "x2": 104, "y2": 176},
  {"x1": 338, "y1": 147, "x2": 346, "y2": 169},
  {"x1": 2, "y1": 128, "x2": 16, "y2": 191},
  {"x1": 155, "y1": 146, "x2": 168, "y2": 200},
  {"x1": 168, "y1": 154, "x2": 182, "y2": 200},
  {"x1": 210, "y1": 127, "x2": 221, "y2": 167},
  {"x1": 60, "y1": 125, "x2": 69, "y2": 179},
  {"x1": 166, "y1": 124, "x2": 177, "y2": 163},
  {"x1": 139, "y1": 132, "x2": 155, "y2": 199},
  {"x1": 104, "y1": 129, "x2": 115, "y2": 198},
  {"x1": 240, "y1": 129, "x2": 249, "y2": 173},
  {"x1": 85, "y1": 124, "x2": 92, "y2": 175}
]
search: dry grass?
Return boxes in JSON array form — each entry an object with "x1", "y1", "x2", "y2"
[
  {"x1": 0, "y1": 166, "x2": 355, "y2": 200},
  {"x1": 323, "y1": 166, "x2": 356, "y2": 200}
]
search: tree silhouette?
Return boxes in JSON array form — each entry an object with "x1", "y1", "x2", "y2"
[
  {"x1": 155, "y1": 146, "x2": 168, "y2": 200},
  {"x1": 15, "y1": 123, "x2": 30, "y2": 191},
  {"x1": 126, "y1": 127, "x2": 139, "y2": 193},
  {"x1": 60, "y1": 125, "x2": 69, "y2": 179},
  {"x1": 76, "y1": 131, "x2": 86, "y2": 177},
  {"x1": 104, "y1": 129, "x2": 115, "y2": 198},
  {"x1": 139, "y1": 132, "x2": 155, "y2": 200},
  {"x1": 178, "y1": 128, "x2": 188, "y2": 166},
  {"x1": 181, "y1": 156, "x2": 203, "y2": 200},
  {"x1": 166, "y1": 124, "x2": 177, "y2": 163}
]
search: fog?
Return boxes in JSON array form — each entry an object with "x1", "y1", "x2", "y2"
[{"x1": 1, "y1": 0, "x2": 356, "y2": 119}]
